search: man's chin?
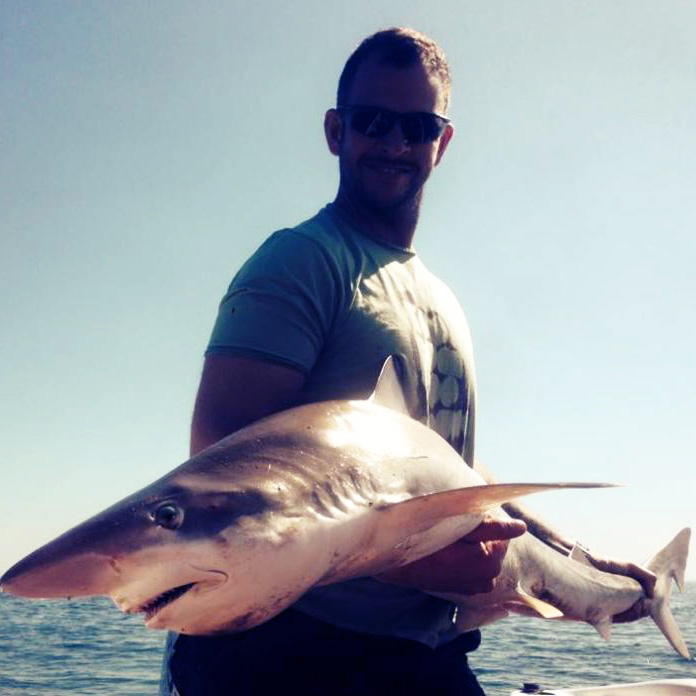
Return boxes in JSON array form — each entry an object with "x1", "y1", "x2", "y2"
[
  {"x1": 365, "y1": 189, "x2": 422, "y2": 216},
  {"x1": 352, "y1": 178, "x2": 422, "y2": 212}
]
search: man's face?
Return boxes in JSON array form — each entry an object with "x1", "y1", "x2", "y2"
[{"x1": 327, "y1": 57, "x2": 453, "y2": 216}]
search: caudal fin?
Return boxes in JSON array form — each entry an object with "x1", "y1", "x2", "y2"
[{"x1": 646, "y1": 528, "x2": 691, "y2": 659}]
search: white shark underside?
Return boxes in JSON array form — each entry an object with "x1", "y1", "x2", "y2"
[{"x1": 0, "y1": 360, "x2": 690, "y2": 658}]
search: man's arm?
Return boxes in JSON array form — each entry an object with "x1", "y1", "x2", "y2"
[{"x1": 190, "y1": 354, "x2": 307, "y2": 456}]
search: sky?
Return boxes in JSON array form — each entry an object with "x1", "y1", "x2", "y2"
[{"x1": 1, "y1": 1, "x2": 694, "y2": 580}]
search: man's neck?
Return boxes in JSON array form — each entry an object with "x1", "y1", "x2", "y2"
[{"x1": 332, "y1": 188, "x2": 421, "y2": 249}]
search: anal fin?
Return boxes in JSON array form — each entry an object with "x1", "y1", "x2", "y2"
[{"x1": 591, "y1": 615, "x2": 613, "y2": 641}]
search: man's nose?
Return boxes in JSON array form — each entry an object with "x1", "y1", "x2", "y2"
[{"x1": 377, "y1": 122, "x2": 411, "y2": 155}]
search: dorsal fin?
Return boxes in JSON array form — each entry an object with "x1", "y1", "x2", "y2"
[{"x1": 369, "y1": 356, "x2": 410, "y2": 415}]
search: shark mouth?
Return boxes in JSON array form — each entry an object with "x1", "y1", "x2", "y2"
[{"x1": 139, "y1": 582, "x2": 196, "y2": 620}]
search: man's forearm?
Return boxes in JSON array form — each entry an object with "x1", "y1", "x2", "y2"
[
  {"x1": 501, "y1": 501, "x2": 574, "y2": 555},
  {"x1": 189, "y1": 355, "x2": 307, "y2": 457}
]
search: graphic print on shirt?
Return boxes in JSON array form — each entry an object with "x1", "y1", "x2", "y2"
[{"x1": 397, "y1": 286, "x2": 472, "y2": 458}]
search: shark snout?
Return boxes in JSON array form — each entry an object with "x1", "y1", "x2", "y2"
[{"x1": 1, "y1": 549, "x2": 123, "y2": 599}]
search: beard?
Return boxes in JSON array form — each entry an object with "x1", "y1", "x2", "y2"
[{"x1": 338, "y1": 153, "x2": 426, "y2": 219}]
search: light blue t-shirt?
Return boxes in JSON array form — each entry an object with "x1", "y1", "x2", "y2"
[{"x1": 206, "y1": 204, "x2": 478, "y2": 648}]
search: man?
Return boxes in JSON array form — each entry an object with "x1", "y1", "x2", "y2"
[{"x1": 162, "y1": 27, "x2": 654, "y2": 696}]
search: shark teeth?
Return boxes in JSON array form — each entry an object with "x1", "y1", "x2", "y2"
[{"x1": 140, "y1": 582, "x2": 195, "y2": 620}]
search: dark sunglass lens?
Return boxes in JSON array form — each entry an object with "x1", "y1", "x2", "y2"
[
  {"x1": 416, "y1": 114, "x2": 445, "y2": 143},
  {"x1": 364, "y1": 110, "x2": 394, "y2": 138},
  {"x1": 397, "y1": 113, "x2": 446, "y2": 144},
  {"x1": 400, "y1": 114, "x2": 427, "y2": 144},
  {"x1": 349, "y1": 107, "x2": 389, "y2": 137}
]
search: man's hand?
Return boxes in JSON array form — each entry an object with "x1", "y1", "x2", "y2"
[
  {"x1": 574, "y1": 546, "x2": 657, "y2": 623},
  {"x1": 376, "y1": 516, "x2": 527, "y2": 595},
  {"x1": 599, "y1": 558, "x2": 656, "y2": 624}
]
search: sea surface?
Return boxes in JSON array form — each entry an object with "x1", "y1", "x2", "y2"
[{"x1": 1, "y1": 585, "x2": 694, "y2": 695}]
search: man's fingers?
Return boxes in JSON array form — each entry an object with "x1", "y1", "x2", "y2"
[
  {"x1": 625, "y1": 562, "x2": 657, "y2": 599},
  {"x1": 584, "y1": 554, "x2": 657, "y2": 599},
  {"x1": 613, "y1": 598, "x2": 650, "y2": 624},
  {"x1": 463, "y1": 518, "x2": 527, "y2": 543}
]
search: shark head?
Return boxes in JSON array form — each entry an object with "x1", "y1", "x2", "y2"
[{"x1": 0, "y1": 456, "x2": 306, "y2": 634}]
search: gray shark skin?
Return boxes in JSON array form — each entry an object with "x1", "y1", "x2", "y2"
[
  {"x1": 0, "y1": 360, "x2": 618, "y2": 638},
  {"x1": 438, "y1": 525, "x2": 691, "y2": 658}
]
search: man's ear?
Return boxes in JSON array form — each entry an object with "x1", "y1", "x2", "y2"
[
  {"x1": 324, "y1": 109, "x2": 343, "y2": 156},
  {"x1": 434, "y1": 123, "x2": 454, "y2": 166}
]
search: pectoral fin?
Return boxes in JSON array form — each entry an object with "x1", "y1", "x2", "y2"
[
  {"x1": 378, "y1": 482, "x2": 614, "y2": 531},
  {"x1": 371, "y1": 482, "x2": 615, "y2": 569},
  {"x1": 513, "y1": 585, "x2": 564, "y2": 619}
]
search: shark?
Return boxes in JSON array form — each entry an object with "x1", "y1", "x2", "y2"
[{"x1": 0, "y1": 360, "x2": 689, "y2": 658}]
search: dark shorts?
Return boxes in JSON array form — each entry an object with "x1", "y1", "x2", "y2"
[{"x1": 165, "y1": 608, "x2": 484, "y2": 696}]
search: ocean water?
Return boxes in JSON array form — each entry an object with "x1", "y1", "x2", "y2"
[{"x1": 1, "y1": 585, "x2": 694, "y2": 695}]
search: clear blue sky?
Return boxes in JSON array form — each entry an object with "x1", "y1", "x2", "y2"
[{"x1": 1, "y1": 1, "x2": 694, "y2": 578}]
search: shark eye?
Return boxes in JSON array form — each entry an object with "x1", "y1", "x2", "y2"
[{"x1": 152, "y1": 503, "x2": 184, "y2": 530}]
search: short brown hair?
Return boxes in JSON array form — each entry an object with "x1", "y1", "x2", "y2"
[{"x1": 337, "y1": 28, "x2": 452, "y2": 112}]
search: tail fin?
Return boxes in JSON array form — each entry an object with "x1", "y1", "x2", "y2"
[{"x1": 646, "y1": 528, "x2": 691, "y2": 659}]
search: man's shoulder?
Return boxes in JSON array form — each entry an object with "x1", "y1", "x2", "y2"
[
  {"x1": 269, "y1": 206, "x2": 354, "y2": 254},
  {"x1": 249, "y1": 206, "x2": 363, "y2": 278}
]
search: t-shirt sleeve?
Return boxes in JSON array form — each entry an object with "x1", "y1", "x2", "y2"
[{"x1": 205, "y1": 230, "x2": 343, "y2": 373}]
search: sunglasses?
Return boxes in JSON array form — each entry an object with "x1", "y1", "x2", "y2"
[{"x1": 338, "y1": 105, "x2": 450, "y2": 145}]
